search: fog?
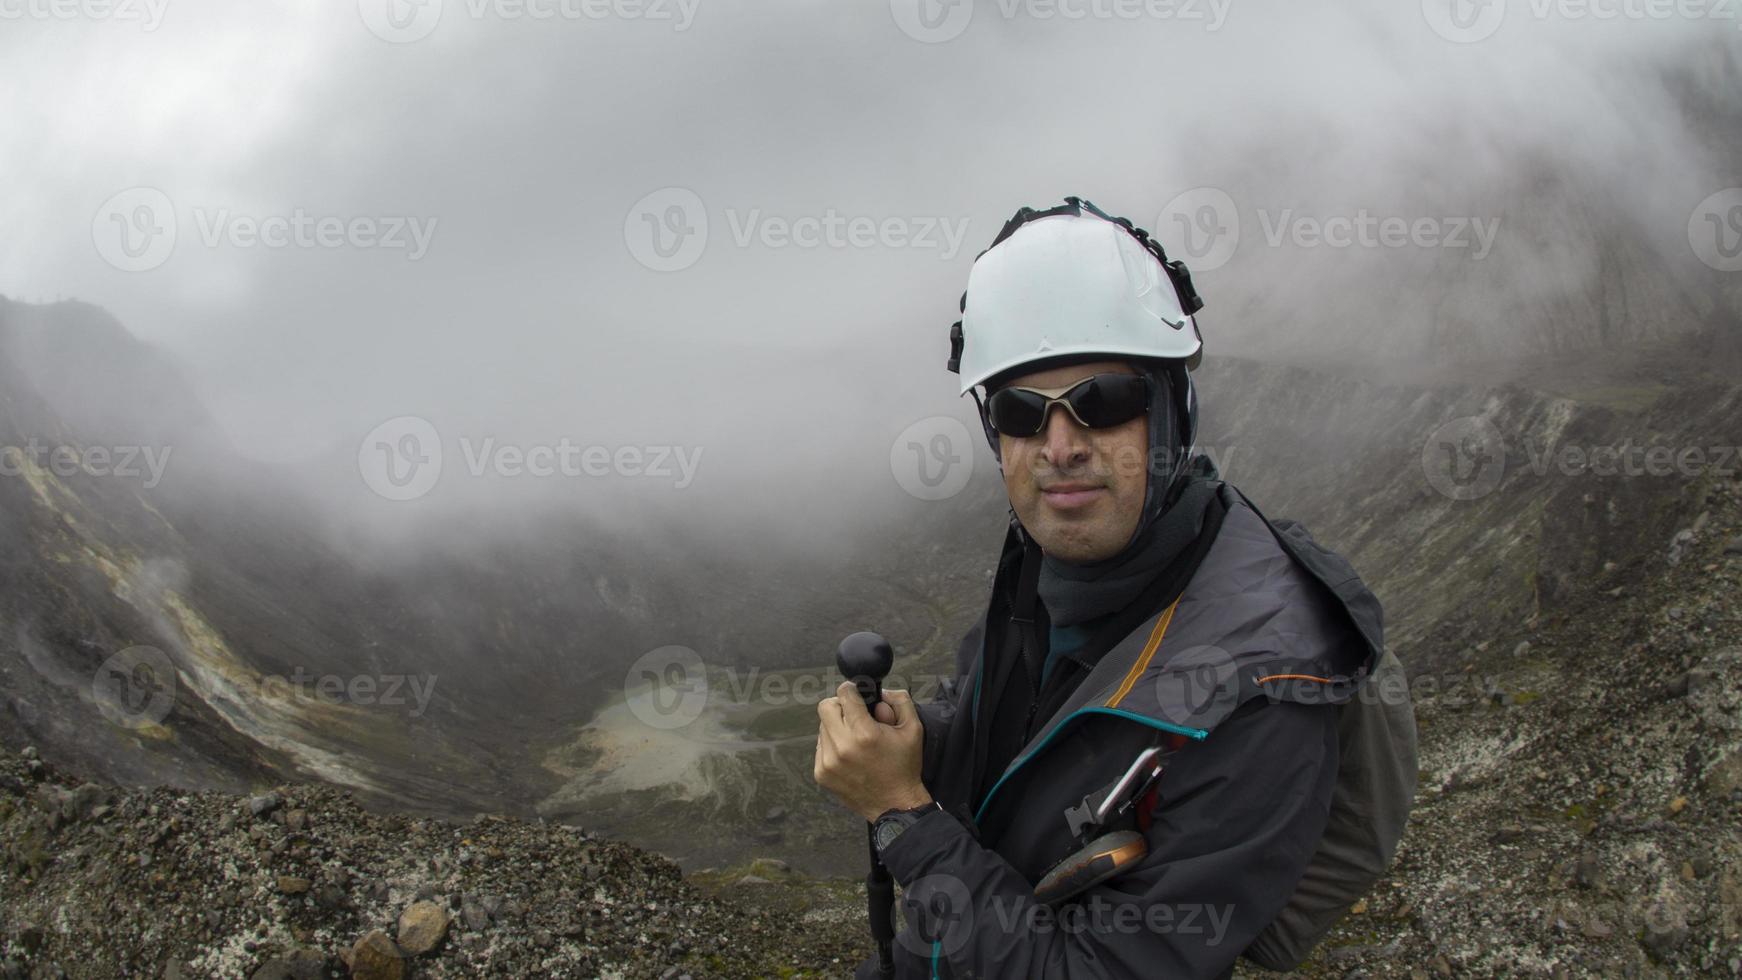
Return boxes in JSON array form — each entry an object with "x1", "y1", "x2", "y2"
[{"x1": 2, "y1": 2, "x2": 1737, "y2": 546}]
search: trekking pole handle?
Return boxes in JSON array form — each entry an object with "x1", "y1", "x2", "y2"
[{"x1": 837, "y1": 631, "x2": 894, "y2": 709}]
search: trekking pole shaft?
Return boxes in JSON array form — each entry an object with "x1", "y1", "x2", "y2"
[{"x1": 867, "y1": 824, "x2": 896, "y2": 976}]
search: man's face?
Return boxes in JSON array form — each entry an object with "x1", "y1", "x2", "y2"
[{"x1": 995, "y1": 360, "x2": 1148, "y2": 564}]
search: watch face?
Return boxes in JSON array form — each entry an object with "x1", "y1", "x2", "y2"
[{"x1": 875, "y1": 817, "x2": 904, "y2": 852}]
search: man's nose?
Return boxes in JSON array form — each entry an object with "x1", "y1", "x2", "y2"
[{"x1": 1037, "y1": 404, "x2": 1091, "y2": 467}]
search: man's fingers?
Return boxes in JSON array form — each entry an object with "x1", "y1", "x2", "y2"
[
  {"x1": 816, "y1": 695, "x2": 843, "y2": 727},
  {"x1": 884, "y1": 689, "x2": 920, "y2": 727},
  {"x1": 835, "y1": 681, "x2": 877, "y2": 737}
]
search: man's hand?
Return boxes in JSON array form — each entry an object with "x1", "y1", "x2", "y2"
[{"x1": 814, "y1": 681, "x2": 931, "y2": 824}]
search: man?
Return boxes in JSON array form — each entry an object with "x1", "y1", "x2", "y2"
[{"x1": 815, "y1": 198, "x2": 1413, "y2": 978}]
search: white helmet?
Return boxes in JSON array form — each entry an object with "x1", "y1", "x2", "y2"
[{"x1": 947, "y1": 197, "x2": 1203, "y2": 395}]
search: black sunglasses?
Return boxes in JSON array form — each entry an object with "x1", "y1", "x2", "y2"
[{"x1": 984, "y1": 373, "x2": 1150, "y2": 437}]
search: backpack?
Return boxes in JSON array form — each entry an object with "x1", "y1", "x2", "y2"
[{"x1": 1240, "y1": 506, "x2": 1419, "y2": 971}]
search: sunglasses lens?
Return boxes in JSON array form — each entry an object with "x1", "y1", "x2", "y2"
[
  {"x1": 986, "y1": 388, "x2": 1049, "y2": 436},
  {"x1": 1069, "y1": 374, "x2": 1149, "y2": 427}
]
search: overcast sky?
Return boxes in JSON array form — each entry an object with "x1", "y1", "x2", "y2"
[{"x1": 1, "y1": 2, "x2": 1733, "y2": 533}]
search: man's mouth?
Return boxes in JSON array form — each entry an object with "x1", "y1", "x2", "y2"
[{"x1": 1039, "y1": 482, "x2": 1106, "y2": 511}]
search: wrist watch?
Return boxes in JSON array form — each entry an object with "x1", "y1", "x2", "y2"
[{"x1": 873, "y1": 800, "x2": 943, "y2": 856}]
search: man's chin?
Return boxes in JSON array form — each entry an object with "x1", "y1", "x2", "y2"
[{"x1": 1027, "y1": 519, "x2": 1125, "y2": 565}]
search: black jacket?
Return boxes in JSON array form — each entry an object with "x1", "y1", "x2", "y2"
[{"x1": 855, "y1": 484, "x2": 1382, "y2": 979}]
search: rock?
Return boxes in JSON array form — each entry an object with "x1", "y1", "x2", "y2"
[
  {"x1": 1582, "y1": 916, "x2": 1613, "y2": 939},
  {"x1": 1513, "y1": 641, "x2": 1532, "y2": 657},
  {"x1": 461, "y1": 896, "x2": 489, "y2": 931},
  {"x1": 276, "y1": 876, "x2": 312, "y2": 895},
  {"x1": 1668, "y1": 669, "x2": 1713, "y2": 699},
  {"x1": 1724, "y1": 535, "x2": 1742, "y2": 555},
  {"x1": 749, "y1": 857, "x2": 790, "y2": 876},
  {"x1": 764, "y1": 806, "x2": 787, "y2": 822},
  {"x1": 396, "y1": 900, "x2": 450, "y2": 955},
  {"x1": 19, "y1": 747, "x2": 37, "y2": 761},
  {"x1": 1573, "y1": 854, "x2": 1601, "y2": 889},
  {"x1": 284, "y1": 809, "x2": 307, "y2": 833},
  {"x1": 1641, "y1": 898, "x2": 1690, "y2": 957},
  {"x1": 734, "y1": 874, "x2": 773, "y2": 886},
  {"x1": 67, "y1": 784, "x2": 112, "y2": 821},
  {"x1": 347, "y1": 931, "x2": 405, "y2": 980},
  {"x1": 248, "y1": 794, "x2": 281, "y2": 819}
]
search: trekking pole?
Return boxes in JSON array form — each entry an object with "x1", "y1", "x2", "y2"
[{"x1": 837, "y1": 631, "x2": 898, "y2": 979}]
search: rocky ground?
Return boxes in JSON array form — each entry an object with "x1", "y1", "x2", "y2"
[{"x1": 0, "y1": 754, "x2": 870, "y2": 979}]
